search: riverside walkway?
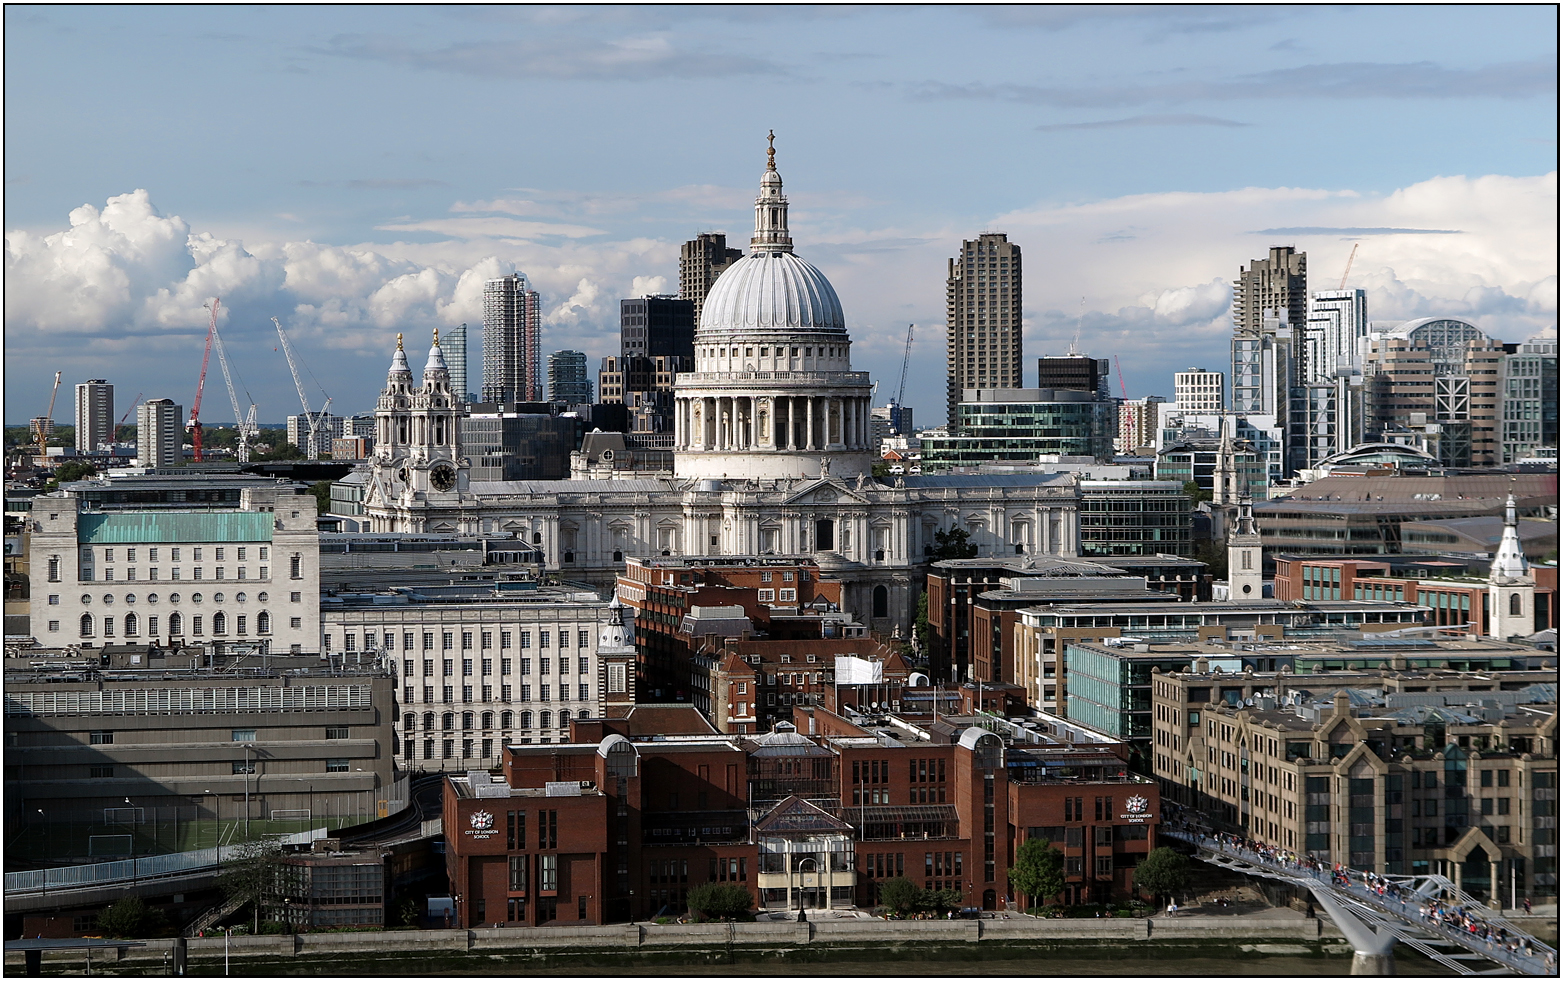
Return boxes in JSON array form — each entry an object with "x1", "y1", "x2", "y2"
[{"x1": 1164, "y1": 826, "x2": 1556, "y2": 976}]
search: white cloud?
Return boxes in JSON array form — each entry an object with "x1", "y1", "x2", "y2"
[{"x1": 5, "y1": 174, "x2": 1555, "y2": 424}]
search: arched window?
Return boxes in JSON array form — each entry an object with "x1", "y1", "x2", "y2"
[
  {"x1": 403, "y1": 713, "x2": 415, "y2": 733},
  {"x1": 533, "y1": 531, "x2": 543, "y2": 545},
  {"x1": 481, "y1": 712, "x2": 494, "y2": 729},
  {"x1": 168, "y1": 612, "x2": 183, "y2": 637},
  {"x1": 213, "y1": 611, "x2": 227, "y2": 635},
  {"x1": 461, "y1": 711, "x2": 475, "y2": 729},
  {"x1": 873, "y1": 585, "x2": 889, "y2": 619},
  {"x1": 80, "y1": 613, "x2": 94, "y2": 637},
  {"x1": 124, "y1": 612, "x2": 139, "y2": 637},
  {"x1": 423, "y1": 712, "x2": 435, "y2": 731},
  {"x1": 1510, "y1": 593, "x2": 1523, "y2": 615},
  {"x1": 540, "y1": 711, "x2": 552, "y2": 729},
  {"x1": 520, "y1": 711, "x2": 533, "y2": 729},
  {"x1": 613, "y1": 550, "x2": 623, "y2": 562},
  {"x1": 500, "y1": 711, "x2": 513, "y2": 729},
  {"x1": 441, "y1": 712, "x2": 454, "y2": 730},
  {"x1": 257, "y1": 611, "x2": 271, "y2": 634}
]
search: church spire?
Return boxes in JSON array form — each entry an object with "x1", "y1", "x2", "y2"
[
  {"x1": 752, "y1": 130, "x2": 793, "y2": 255},
  {"x1": 1490, "y1": 491, "x2": 1529, "y2": 579},
  {"x1": 388, "y1": 332, "x2": 411, "y2": 378}
]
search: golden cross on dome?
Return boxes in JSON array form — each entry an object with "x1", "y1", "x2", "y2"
[
  {"x1": 433, "y1": 326, "x2": 440, "y2": 345},
  {"x1": 767, "y1": 129, "x2": 776, "y2": 168},
  {"x1": 396, "y1": 332, "x2": 404, "y2": 350}
]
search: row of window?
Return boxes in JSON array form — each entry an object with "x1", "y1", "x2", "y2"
[
  {"x1": 70, "y1": 611, "x2": 282, "y2": 637},
  {"x1": 397, "y1": 657, "x2": 589, "y2": 677},
  {"x1": 402, "y1": 684, "x2": 590, "y2": 704},
  {"x1": 51, "y1": 555, "x2": 302, "y2": 582},
  {"x1": 329, "y1": 629, "x2": 592, "y2": 652},
  {"x1": 402, "y1": 711, "x2": 578, "y2": 732},
  {"x1": 66, "y1": 591, "x2": 293, "y2": 606},
  {"x1": 95, "y1": 546, "x2": 268, "y2": 563}
]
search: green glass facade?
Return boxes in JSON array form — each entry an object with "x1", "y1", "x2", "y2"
[
  {"x1": 1077, "y1": 481, "x2": 1194, "y2": 557},
  {"x1": 921, "y1": 393, "x2": 1115, "y2": 471}
]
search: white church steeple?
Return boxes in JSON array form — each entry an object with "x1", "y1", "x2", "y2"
[{"x1": 1487, "y1": 491, "x2": 1535, "y2": 639}]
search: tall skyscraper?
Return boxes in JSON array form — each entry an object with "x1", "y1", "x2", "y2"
[
  {"x1": 679, "y1": 233, "x2": 744, "y2": 324},
  {"x1": 74, "y1": 379, "x2": 113, "y2": 453},
  {"x1": 946, "y1": 233, "x2": 1023, "y2": 428},
  {"x1": 1174, "y1": 368, "x2": 1225, "y2": 411},
  {"x1": 136, "y1": 398, "x2": 182, "y2": 467},
  {"x1": 548, "y1": 349, "x2": 593, "y2": 404},
  {"x1": 445, "y1": 322, "x2": 470, "y2": 403},
  {"x1": 482, "y1": 274, "x2": 542, "y2": 403},
  {"x1": 1232, "y1": 246, "x2": 1307, "y2": 340},
  {"x1": 1305, "y1": 289, "x2": 1369, "y2": 384},
  {"x1": 599, "y1": 296, "x2": 696, "y2": 433}
]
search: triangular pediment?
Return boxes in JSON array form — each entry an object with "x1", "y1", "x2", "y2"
[
  {"x1": 780, "y1": 478, "x2": 867, "y2": 506},
  {"x1": 754, "y1": 794, "x2": 853, "y2": 836}
]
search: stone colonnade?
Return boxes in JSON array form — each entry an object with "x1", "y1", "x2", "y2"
[{"x1": 676, "y1": 394, "x2": 873, "y2": 452}]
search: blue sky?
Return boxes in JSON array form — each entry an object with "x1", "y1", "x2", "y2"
[{"x1": 5, "y1": 5, "x2": 1557, "y2": 428}]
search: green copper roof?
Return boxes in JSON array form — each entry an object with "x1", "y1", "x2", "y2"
[{"x1": 78, "y1": 512, "x2": 274, "y2": 544}]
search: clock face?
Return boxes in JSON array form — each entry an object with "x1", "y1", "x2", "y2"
[{"x1": 430, "y1": 464, "x2": 456, "y2": 492}]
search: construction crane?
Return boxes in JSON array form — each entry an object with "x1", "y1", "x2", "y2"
[
  {"x1": 273, "y1": 317, "x2": 332, "y2": 460},
  {"x1": 1114, "y1": 355, "x2": 1129, "y2": 400},
  {"x1": 893, "y1": 323, "x2": 914, "y2": 409},
  {"x1": 31, "y1": 371, "x2": 62, "y2": 460},
  {"x1": 188, "y1": 299, "x2": 219, "y2": 462},
  {"x1": 210, "y1": 320, "x2": 258, "y2": 463},
  {"x1": 1339, "y1": 242, "x2": 1359, "y2": 290},
  {"x1": 117, "y1": 393, "x2": 143, "y2": 429}
]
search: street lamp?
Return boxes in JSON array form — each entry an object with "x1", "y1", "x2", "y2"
[{"x1": 795, "y1": 856, "x2": 818, "y2": 922}]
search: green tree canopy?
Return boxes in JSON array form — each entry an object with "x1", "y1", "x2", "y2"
[
  {"x1": 1182, "y1": 480, "x2": 1212, "y2": 504},
  {"x1": 878, "y1": 876, "x2": 922, "y2": 916},
  {"x1": 685, "y1": 882, "x2": 753, "y2": 920},
  {"x1": 309, "y1": 480, "x2": 333, "y2": 517},
  {"x1": 96, "y1": 896, "x2": 170, "y2": 938},
  {"x1": 1008, "y1": 838, "x2": 1065, "y2": 907},
  {"x1": 931, "y1": 526, "x2": 978, "y2": 560},
  {"x1": 254, "y1": 442, "x2": 305, "y2": 462},
  {"x1": 218, "y1": 839, "x2": 283, "y2": 933},
  {"x1": 1133, "y1": 846, "x2": 1191, "y2": 905}
]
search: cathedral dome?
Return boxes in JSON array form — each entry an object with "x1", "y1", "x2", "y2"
[{"x1": 697, "y1": 251, "x2": 845, "y2": 336}]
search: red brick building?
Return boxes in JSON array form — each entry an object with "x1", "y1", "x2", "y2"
[
  {"x1": 707, "y1": 638, "x2": 911, "y2": 734},
  {"x1": 615, "y1": 555, "x2": 856, "y2": 703},
  {"x1": 1273, "y1": 555, "x2": 1559, "y2": 636},
  {"x1": 443, "y1": 706, "x2": 1160, "y2": 925}
]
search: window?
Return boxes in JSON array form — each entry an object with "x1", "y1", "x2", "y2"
[
  {"x1": 443, "y1": 632, "x2": 454, "y2": 650},
  {"x1": 89, "y1": 730, "x2": 113, "y2": 745},
  {"x1": 482, "y1": 631, "x2": 493, "y2": 649},
  {"x1": 232, "y1": 761, "x2": 255, "y2": 775},
  {"x1": 540, "y1": 854, "x2": 558, "y2": 892},
  {"x1": 257, "y1": 611, "x2": 270, "y2": 634},
  {"x1": 326, "y1": 726, "x2": 349, "y2": 740},
  {"x1": 90, "y1": 766, "x2": 114, "y2": 779},
  {"x1": 326, "y1": 759, "x2": 349, "y2": 773},
  {"x1": 231, "y1": 729, "x2": 256, "y2": 742},
  {"x1": 290, "y1": 555, "x2": 301, "y2": 579},
  {"x1": 501, "y1": 631, "x2": 512, "y2": 649}
]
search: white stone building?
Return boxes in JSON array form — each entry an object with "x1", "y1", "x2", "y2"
[
  {"x1": 28, "y1": 483, "x2": 321, "y2": 653},
  {"x1": 323, "y1": 590, "x2": 635, "y2": 769},
  {"x1": 359, "y1": 140, "x2": 1083, "y2": 635}
]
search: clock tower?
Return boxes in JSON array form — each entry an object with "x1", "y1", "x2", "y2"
[{"x1": 372, "y1": 330, "x2": 467, "y2": 520}]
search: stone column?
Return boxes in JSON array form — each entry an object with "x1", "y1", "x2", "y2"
[
  {"x1": 805, "y1": 398, "x2": 815, "y2": 451},
  {"x1": 1490, "y1": 861, "x2": 1500, "y2": 909}
]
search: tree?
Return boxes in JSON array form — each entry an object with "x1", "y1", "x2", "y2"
[
  {"x1": 685, "y1": 882, "x2": 752, "y2": 920},
  {"x1": 913, "y1": 592, "x2": 931, "y2": 659},
  {"x1": 52, "y1": 460, "x2": 99, "y2": 484},
  {"x1": 1008, "y1": 838, "x2": 1065, "y2": 908},
  {"x1": 309, "y1": 480, "x2": 333, "y2": 517},
  {"x1": 254, "y1": 442, "x2": 305, "y2": 462},
  {"x1": 1133, "y1": 846, "x2": 1191, "y2": 906},
  {"x1": 218, "y1": 839, "x2": 284, "y2": 934},
  {"x1": 930, "y1": 526, "x2": 978, "y2": 560},
  {"x1": 878, "y1": 876, "x2": 922, "y2": 917},
  {"x1": 1182, "y1": 480, "x2": 1212, "y2": 505},
  {"x1": 96, "y1": 896, "x2": 170, "y2": 938},
  {"x1": 923, "y1": 886, "x2": 963, "y2": 914}
]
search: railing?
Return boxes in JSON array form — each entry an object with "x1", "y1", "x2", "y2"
[
  {"x1": 5, "y1": 683, "x2": 375, "y2": 716},
  {"x1": 1166, "y1": 826, "x2": 1557, "y2": 976},
  {"x1": 5, "y1": 847, "x2": 221, "y2": 895},
  {"x1": 675, "y1": 371, "x2": 871, "y2": 385}
]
